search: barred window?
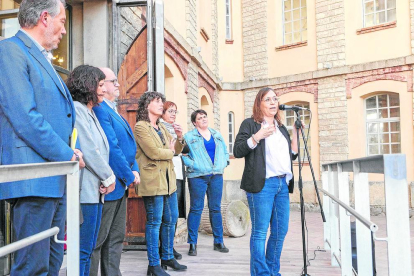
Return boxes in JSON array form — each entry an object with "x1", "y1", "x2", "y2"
[
  {"x1": 363, "y1": 0, "x2": 396, "y2": 27},
  {"x1": 228, "y1": 112, "x2": 235, "y2": 155},
  {"x1": 283, "y1": 0, "x2": 307, "y2": 45},
  {"x1": 284, "y1": 102, "x2": 311, "y2": 161},
  {"x1": 365, "y1": 94, "x2": 400, "y2": 155}
]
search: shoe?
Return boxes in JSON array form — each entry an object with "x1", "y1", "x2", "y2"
[
  {"x1": 161, "y1": 258, "x2": 187, "y2": 271},
  {"x1": 214, "y1": 243, "x2": 229, "y2": 253},
  {"x1": 147, "y1": 265, "x2": 170, "y2": 276},
  {"x1": 188, "y1": 244, "x2": 197, "y2": 256},
  {"x1": 173, "y1": 248, "x2": 182, "y2": 260}
]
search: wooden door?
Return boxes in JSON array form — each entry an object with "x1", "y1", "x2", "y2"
[{"x1": 118, "y1": 26, "x2": 148, "y2": 248}]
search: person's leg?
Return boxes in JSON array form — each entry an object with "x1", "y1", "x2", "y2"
[
  {"x1": 247, "y1": 177, "x2": 278, "y2": 276},
  {"x1": 143, "y1": 195, "x2": 164, "y2": 266},
  {"x1": 79, "y1": 204, "x2": 99, "y2": 276},
  {"x1": 160, "y1": 192, "x2": 179, "y2": 261},
  {"x1": 89, "y1": 199, "x2": 118, "y2": 276},
  {"x1": 187, "y1": 177, "x2": 208, "y2": 245},
  {"x1": 10, "y1": 197, "x2": 59, "y2": 276},
  {"x1": 266, "y1": 178, "x2": 290, "y2": 276},
  {"x1": 48, "y1": 193, "x2": 66, "y2": 276},
  {"x1": 101, "y1": 193, "x2": 127, "y2": 276},
  {"x1": 206, "y1": 174, "x2": 224, "y2": 244}
]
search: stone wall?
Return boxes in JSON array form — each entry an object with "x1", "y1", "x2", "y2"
[
  {"x1": 211, "y1": 0, "x2": 219, "y2": 76},
  {"x1": 186, "y1": 62, "x2": 199, "y2": 130},
  {"x1": 185, "y1": 0, "x2": 197, "y2": 47},
  {"x1": 316, "y1": 0, "x2": 346, "y2": 69},
  {"x1": 242, "y1": 0, "x2": 268, "y2": 80},
  {"x1": 119, "y1": 7, "x2": 145, "y2": 62}
]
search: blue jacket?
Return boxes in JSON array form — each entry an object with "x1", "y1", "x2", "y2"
[
  {"x1": 0, "y1": 31, "x2": 76, "y2": 200},
  {"x1": 93, "y1": 101, "x2": 139, "y2": 201},
  {"x1": 182, "y1": 128, "x2": 229, "y2": 178}
]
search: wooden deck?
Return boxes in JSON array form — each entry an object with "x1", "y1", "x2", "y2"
[{"x1": 60, "y1": 211, "x2": 414, "y2": 276}]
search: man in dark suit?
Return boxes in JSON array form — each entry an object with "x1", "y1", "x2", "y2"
[
  {"x1": 0, "y1": 0, "x2": 85, "y2": 275},
  {"x1": 90, "y1": 68, "x2": 140, "y2": 276}
]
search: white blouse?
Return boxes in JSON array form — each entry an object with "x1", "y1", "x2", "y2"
[{"x1": 247, "y1": 120, "x2": 292, "y2": 184}]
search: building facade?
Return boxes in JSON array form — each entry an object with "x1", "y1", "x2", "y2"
[{"x1": 1, "y1": 0, "x2": 413, "y2": 212}]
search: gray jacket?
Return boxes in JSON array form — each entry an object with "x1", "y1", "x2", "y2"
[{"x1": 74, "y1": 102, "x2": 115, "y2": 203}]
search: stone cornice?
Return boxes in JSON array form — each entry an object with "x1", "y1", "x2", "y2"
[{"x1": 222, "y1": 55, "x2": 414, "y2": 91}]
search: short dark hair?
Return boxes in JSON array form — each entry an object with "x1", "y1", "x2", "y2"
[
  {"x1": 136, "y1": 91, "x2": 166, "y2": 123},
  {"x1": 191, "y1": 109, "x2": 207, "y2": 125},
  {"x1": 66, "y1": 65, "x2": 105, "y2": 106}
]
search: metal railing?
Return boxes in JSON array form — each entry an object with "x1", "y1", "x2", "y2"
[
  {"x1": 321, "y1": 154, "x2": 412, "y2": 276},
  {"x1": 0, "y1": 161, "x2": 80, "y2": 276}
]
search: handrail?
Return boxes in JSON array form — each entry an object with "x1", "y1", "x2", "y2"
[
  {"x1": 319, "y1": 187, "x2": 378, "y2": 232},
  {"x1": 0, "y1": 227, "x2": 59, "y2": 257},
  {"x1": 0, "y1": 161, "x2": 80, "y2": 276}
]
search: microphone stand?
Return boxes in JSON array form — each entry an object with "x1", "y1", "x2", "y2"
[{"x1": 294, "y1": 109, "x2": 326, "y2": 276}]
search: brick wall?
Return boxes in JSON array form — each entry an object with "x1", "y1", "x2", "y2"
[
  {"x1": 185, "y1": 0, "x2": 197, "y2": 47},
  {"x1": 316, "y1": 0, "x2": 346, "y2": 69},
  {"x1": 242, "y1": 0, "x2": 268, "y2": 80},
  {"x1": 211, "y1": 0, "x2": 219, "y2": 76},
  {"x1": 187, "y1": 62, "x2": 199, "y2": 130},
  {"x1": 119, "y1": 7, "x2": 145, "y2": 62},
  {"x1": 213, "y1": 90, "x2": 220, "y2": 130}
]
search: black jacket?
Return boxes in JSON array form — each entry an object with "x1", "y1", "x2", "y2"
[{"x1": 233, "y1": 118, "x2": 297, "y2": 193}]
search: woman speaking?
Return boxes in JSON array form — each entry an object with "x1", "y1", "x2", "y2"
[{"x1": 234, "y1": 87, "x2": 298, "y2": 276}]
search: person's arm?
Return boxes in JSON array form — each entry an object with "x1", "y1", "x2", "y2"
[
  {"x1": 134, "y1": 123, "x2": 174, "y2": 160},
  {"x1": 74, "y1": 105, "x2": 115, "y2": 187},
  {"x1": 218, "y1": 132, "x2": 230, "y2": 164},
  {"x1": 94, "y1": 105, "x2": 135, "y2": 186},
  {"x1": 233, "y1": 120, "x2": 255, "y2": 158},
  {"x1": 0, "y1": 41, "x2": 73, "y2": 162}
]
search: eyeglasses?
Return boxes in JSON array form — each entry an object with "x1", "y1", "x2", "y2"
[
  {"x1": 167, "y1": 109, "x2": 179, "y2": 115},
  {"x1": 104, "y1": 79, "x2": 119, "y2": 85},
  {"x1": 262, "y1": 96, "x2": 278, "y2": 103}
]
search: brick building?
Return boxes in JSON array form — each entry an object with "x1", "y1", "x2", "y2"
[{"x1": 0, "y1": 0, "x2": 413, "y2": 213}]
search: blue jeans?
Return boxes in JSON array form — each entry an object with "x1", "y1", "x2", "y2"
[
  {"x1": 80, "y1": 203, "x2": 103, "y2": 276},
  {"x1": 247, "y1": 176, "x2": 290, "y2": 276},
  {"x1": 187, "y1": 174, "x2": 224, "y2": 244},
  {"x1": 10, "y1": 195, "x2": 66, "y2": 276},
  {"x1": 143, "y1": 193, "x2": 178, "y2": 266}
]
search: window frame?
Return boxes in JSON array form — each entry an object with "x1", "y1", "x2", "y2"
[
  {"x1": 228, "y1": 111, "x2": 235, "y2": 155},
  {"x1": 364, "y1": 93, "x2": 401, "y2": 156},
  {"x1": 282, "y1": 0, "x2": 307, "y2": 45},
  {"x1": 362, "y1": 0, "x2": 396, "y2": 28},
  {"x1": 225, "y1": 0, "x2": 232, "y2": 40},
  {"x1": 284, "y1": 101, "x2": 311, "y2": 162}
]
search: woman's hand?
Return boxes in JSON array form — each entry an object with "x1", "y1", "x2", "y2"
[
  {"x1": 106, "y1": 182, "x2": 116, "y2": 194},
  {"x1": 172, "y1": 123, "x2": 183, "y2": 139},
  {"x1": 254, "y1": 124, "x2": 276, "y2": 142},
  {"x1": 99, "y1": 184, "x2": 107, "y2": 194}
]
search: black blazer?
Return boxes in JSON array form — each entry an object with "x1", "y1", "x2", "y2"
[{"x1": 233, "y1": 118, "x2": 297, "y2": 193}]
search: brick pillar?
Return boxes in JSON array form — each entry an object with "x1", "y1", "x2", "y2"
[
  {"x1": 316, "y1": 0, "x2": 346, "y2": 69},
  {"x1": 187, "y1": 62, "x2": 199, "y2": 130},
  {"x1": 213, "y1": 90, "x2": 220, "y2": 130},
  {"x1": 242, "y1": 0, "x2": 268, "y2": 80},
  {"x1": 211, "y1": 0, "x2": 219, "y2": 76},
  {"x1": 317, "y1": 76, "x2": 349, "y2": 163},
  {"x1": 244, "y1": 88, "x2": 257, "y2": 119},
  {"x1": 185, "y1": 0, "x2": 197, "y2": 47}
]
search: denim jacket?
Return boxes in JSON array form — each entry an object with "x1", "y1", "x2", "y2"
[{"x1": 182, "y1": 128, "x2": 229, "y2": 178}]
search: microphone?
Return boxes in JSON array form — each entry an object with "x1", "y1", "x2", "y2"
[{"x1": 279, "y1": 104, "x2": 310, "y2": 111}]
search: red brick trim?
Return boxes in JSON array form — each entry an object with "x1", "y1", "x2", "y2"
[
  {"x1": 164, "y1": 31, "x2": 191, "y2": 93},
  {"x1": 275, "y1": 41, "x2": 307, "y2": 52},
  {"x1": 225, "y1": 39, "x2": 234, "y2": 44},
  {"x1": 200, "y1": 28, "x2": 210, "y2": 42},
  {"x1": 356, "y1": 21, "x2": 397, "y2": 35},
  {"x1": 198, "y1": 70, "x2": 216, "y2": 102},
  {"x1": 272, "y1": 79, "x2": 319, "y2": 103},
  {"x1": 346, "y1": 65, "x2": 413, "y2": 99}
]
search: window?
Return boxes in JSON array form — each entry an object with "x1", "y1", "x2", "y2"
[
  {"x1": 283, "y1": 0, "x2": 307, "y2": 45},
  {"x1": 365, "y1": 94, "x2": 400, "y2": 155},
  {"x1": 225, "y1": 0, "x2": 232, "y2": 40},
  {"x1": 284, "y1": 102, "x2": 311, "y2": 161},
  {"x1": 228, "y1": 112, "x2": 235, "y2": 155},
  {"x1": 363, "y1": 0, "x2": 396, "y2": 27},
  {"x1": 0, "y1": 0, "x2": 19, "y2": 39}
]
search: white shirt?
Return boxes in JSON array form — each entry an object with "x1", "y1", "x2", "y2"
[{"x1": 247, "y1": 120, "x2": 292, "y2": 185}]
